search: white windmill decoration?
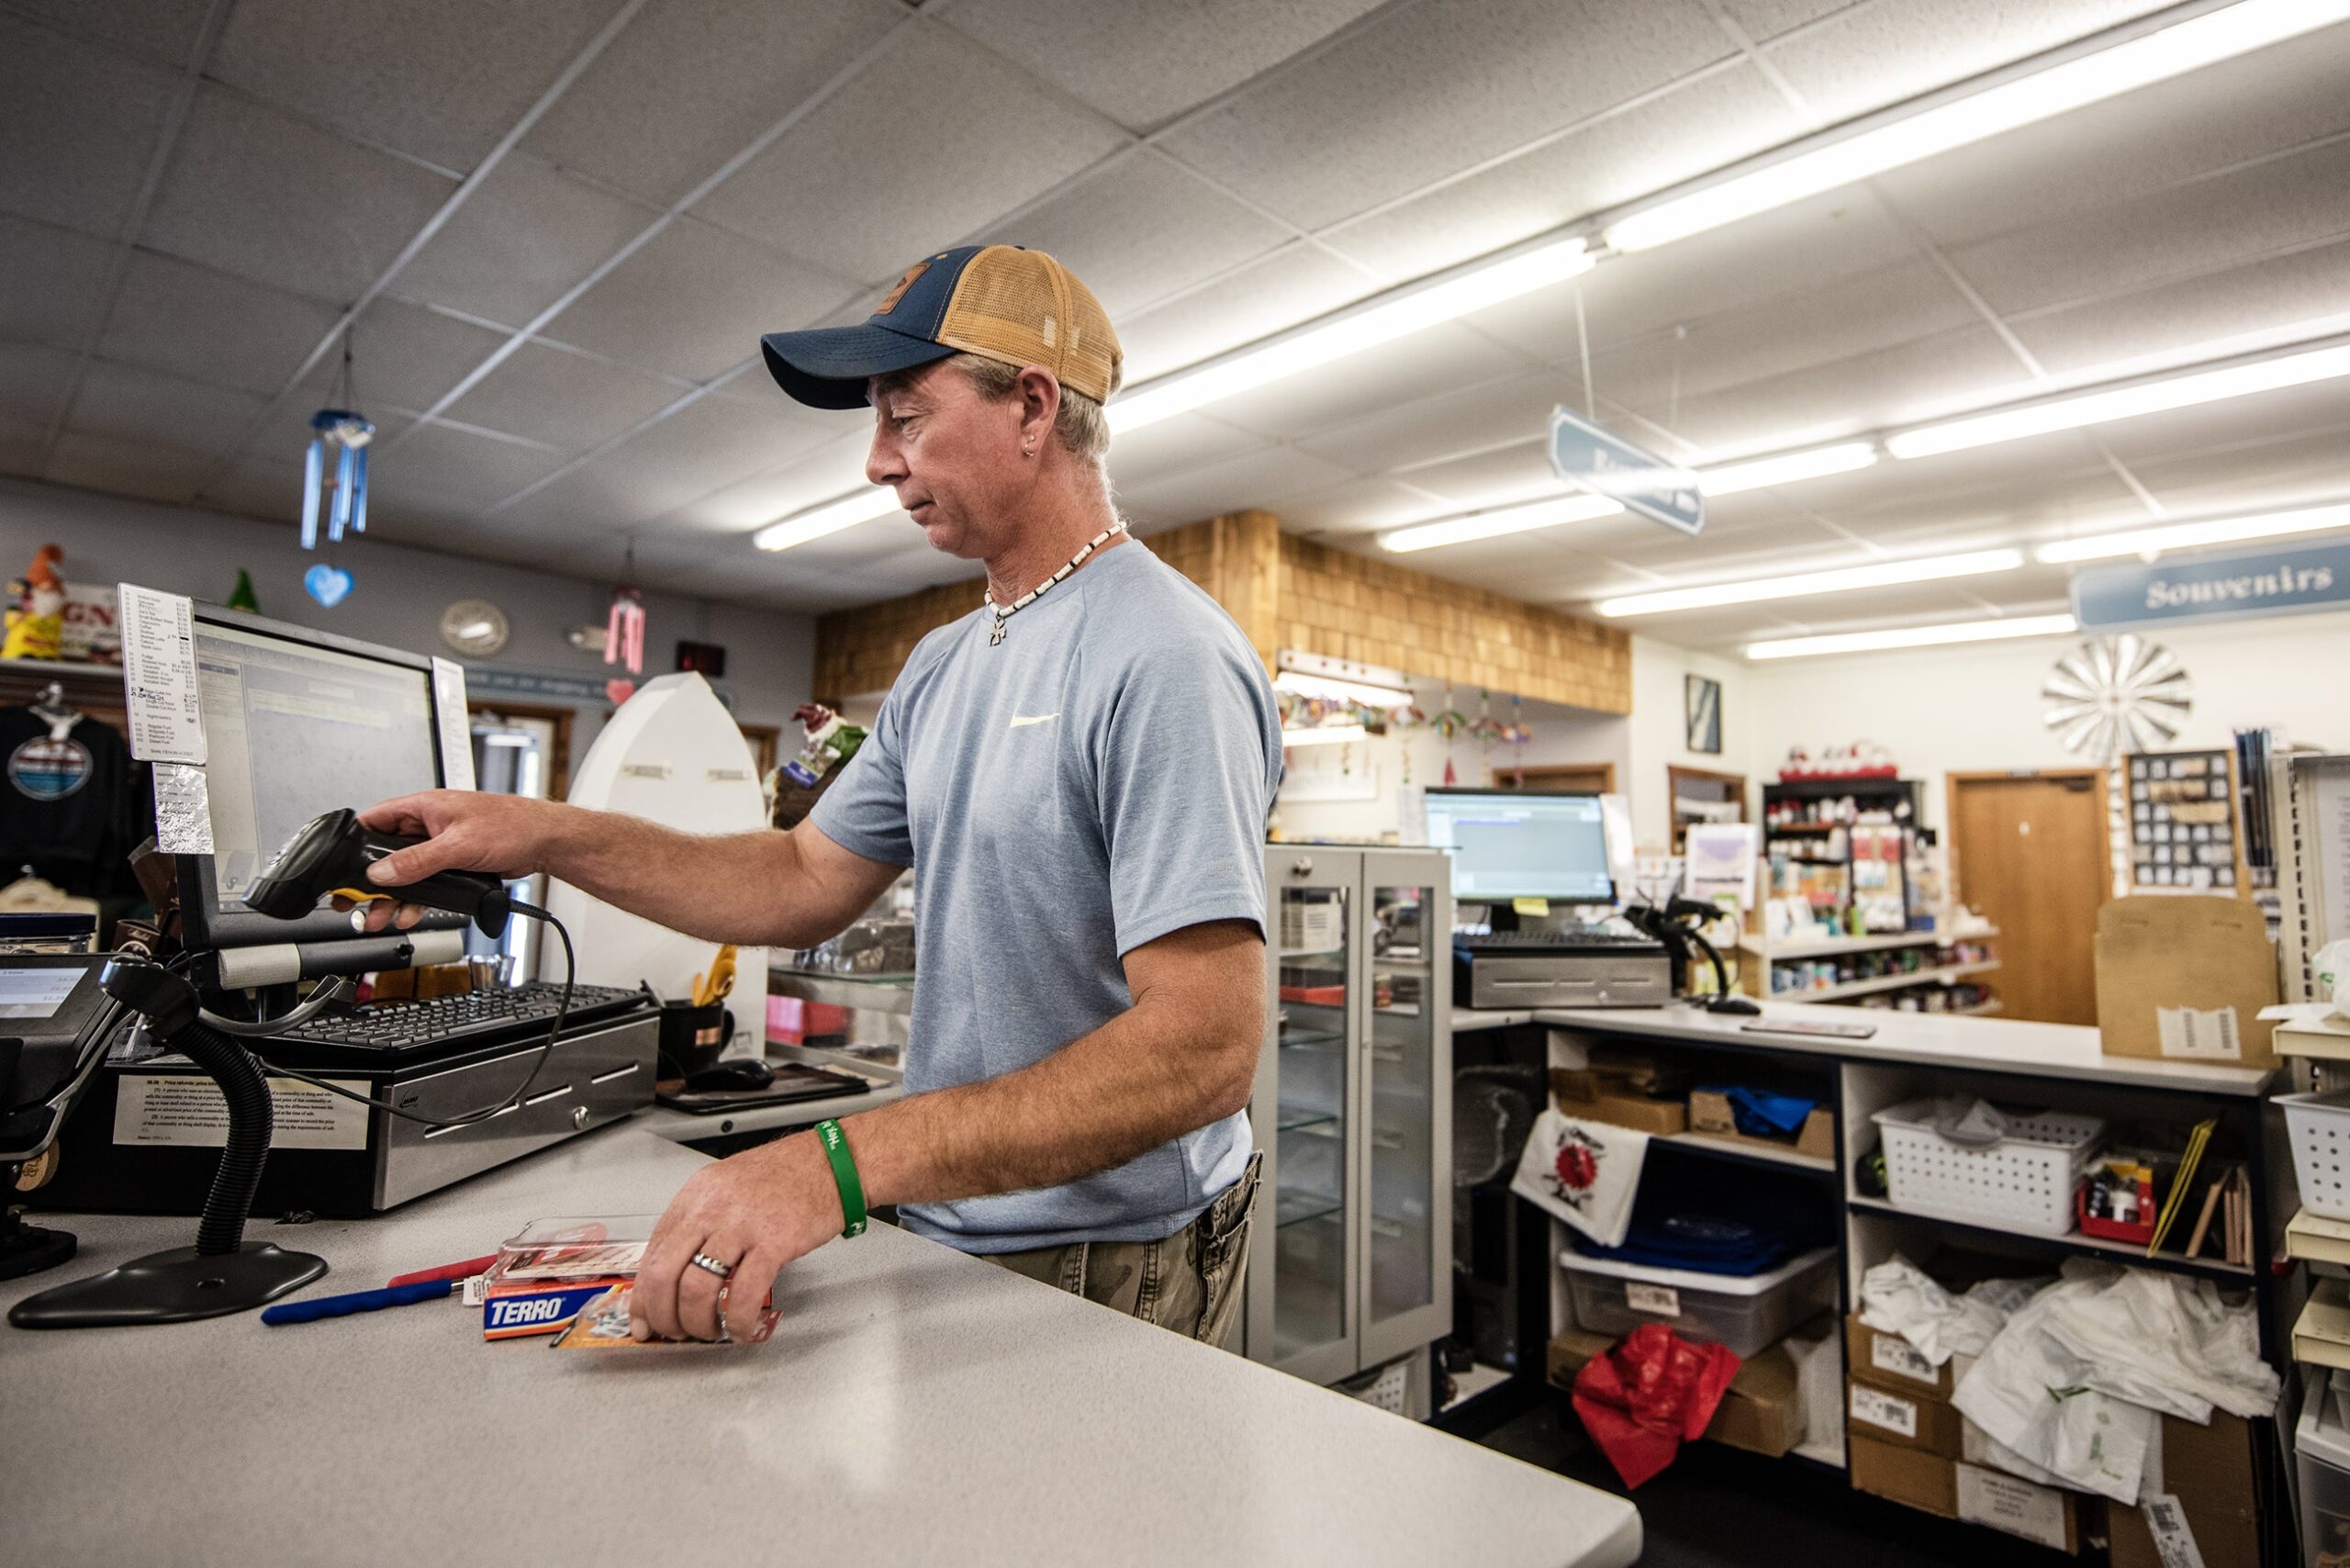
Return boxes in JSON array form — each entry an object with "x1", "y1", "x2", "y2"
[
  {"x1": 2041, "y1": 633, "x2": 2191, "y2": 763},
  {"x1": 2043, "y1": 633, "x2": 2192, "y2": 899}
]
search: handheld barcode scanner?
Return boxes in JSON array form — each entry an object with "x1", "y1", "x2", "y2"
[{"x1": 246, "y1": 807, "x2": 511, "y2": 937}]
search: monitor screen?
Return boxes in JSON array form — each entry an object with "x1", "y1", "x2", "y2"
[
  {"x1": 194, "y1": 618, "x2": 442, "y2": 912},
  {"x1": 1424, "y1": 790, "x2": 1613, "y2": 902}
]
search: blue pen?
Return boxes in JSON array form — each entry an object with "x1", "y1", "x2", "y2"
[{"x1": 261, "y1": 1278, "x2": 453, "y2": 1325}]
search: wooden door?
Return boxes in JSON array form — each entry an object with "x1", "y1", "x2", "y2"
[{"x1": 1948, "y1": 771, "x2": 2111, "y2": 1025}]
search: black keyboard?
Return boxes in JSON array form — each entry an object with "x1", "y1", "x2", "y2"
[
  {"x1": 1455, "y1": 930, "x2": 1665, "y2": 954},
  {"x1": 270, "y1": 980, "x2": 651, "y2": 1055}
]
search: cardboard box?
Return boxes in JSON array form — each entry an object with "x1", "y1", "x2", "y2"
[
  {"x1": 1956, "y1": 1462, "x2": 2086, "y2": 1553},
  {"x1": 1546, "y1": 1327, "x2": 1805, "y2": 1459},
  {"x1": 1847, "y1": 1377, "x2": 1964, "y2": 1458},
  {"x1": 1851, "y1": 1432, "x2": 1957, "y2": 1517},
  {"x1": 2095, "y1": 897, "x2": 2279, "y2": 1069},
  {"x1": 2106, "y1": 1412, "x2": 2259, "y2": 1568},
  {"x1": 1550, "y1": 1069, "x2": 1687, "y2": 1136},
  {"x1": 1687, "y1": 1090, "x2": 1835, "y2": 1161},
  {"x1": 1846, "y1": 1313, "x2": 1956, "y2": 1397}
]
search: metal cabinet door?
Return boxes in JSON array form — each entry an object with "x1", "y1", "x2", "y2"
[{"x1": 1357, "y1": 849, "x2": 1453, "y2": 1367}]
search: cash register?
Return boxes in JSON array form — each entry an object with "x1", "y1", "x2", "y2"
[
  {"x1": 1429, "y1": 789, "x2": 1673, "y2": 1009},
  {"x1": 32, "y1": 606, "x2": 659, "y2": 1220}
]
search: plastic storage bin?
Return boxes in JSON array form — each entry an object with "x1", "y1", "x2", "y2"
[
  {"x1": 1871, "y1": 1099, "x2": 2104, "y2": 1236},
  {"x1": 2300, "y1": 1380, "x2": 2350, "y2": 1566},
  {"x1": 2279, "y1": 1090, "x2": 2350, "y2": 1222},
  {"x1": 1559, "y1": 1246, "x2": 1837, "y2": 1357}
]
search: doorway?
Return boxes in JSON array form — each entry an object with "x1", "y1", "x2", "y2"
[{"x1": 1947, "y1": 769, "x2": 2112, "y2": 1026}]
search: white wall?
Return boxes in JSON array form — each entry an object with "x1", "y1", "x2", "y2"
[
  {"x1": 1271, "y1": 634, "x2": 1750, "y2": 852},
  {"x1": 1742, "y1": 610, "x2": 2350, "y2": 831},
  {"x1": 7, "y1": 476, "x2": 817, "y2": 756}
]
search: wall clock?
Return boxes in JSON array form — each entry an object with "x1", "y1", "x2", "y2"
[{"x1": 440, "y1": 598, "x2": 509, "y2": 658}]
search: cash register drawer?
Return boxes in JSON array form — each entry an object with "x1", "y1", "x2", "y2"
[{"x1": 1460, "y1": 956, "x2": 1673, "y2": 1010}]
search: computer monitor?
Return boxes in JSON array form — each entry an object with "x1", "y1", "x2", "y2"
[
  {"x1": 1423, "y1": 788, "x2": 1613, "y2": 903},
  {"x1": 175, "y1": 605, "x2": 463, "y2": 951}
]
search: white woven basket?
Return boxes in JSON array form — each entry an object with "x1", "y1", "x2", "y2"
[
  {"x1": 2281, "y1": 1091, "x2": 2350, "y2": 1221},
  {"x1": 1871, "y1": 1099, "x2": 2104, "y2": 1236}
]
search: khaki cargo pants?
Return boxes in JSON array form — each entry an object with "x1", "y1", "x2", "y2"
[{"x1": 985, "y1": 1153, "x2": 1261, "y2": 1350}]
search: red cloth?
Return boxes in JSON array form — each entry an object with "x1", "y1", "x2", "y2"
[{"x1": 1570, "y1": 1323, "x2": 1742, "y2": 1488}]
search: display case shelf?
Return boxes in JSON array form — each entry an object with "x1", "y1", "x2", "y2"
[
  {"x1": 1278, "y1": 1028, "x2": 1347, "y2": 1050},
  {"x1": 1769, "y1": 960, "x2": 2000, "y2": 1003},
  {"x1": 1663, "y1": 1130, "x2": 1837, "y2": 1174},
  {"x1": 1740, "y1": 929, "x2": 1997, "y2": 960},
  {"x1": 1276, "y1": 1192, "x2": 1345, "y2": 1229}
]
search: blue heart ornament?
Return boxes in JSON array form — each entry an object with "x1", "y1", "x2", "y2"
[{"x1": 305, "y1": 564, "x2": 353, "y2": 607}]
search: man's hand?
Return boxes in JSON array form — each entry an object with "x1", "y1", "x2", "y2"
[
  {"x1": 336, "y1": 791, "x2": 572, "y2": 932},
  {"x1": 632, "y1": 1130, "x2": 847, "y2": 1341}
]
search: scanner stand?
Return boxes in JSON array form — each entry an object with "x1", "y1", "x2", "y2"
[
  {"x1": 9, "y1": 958, "x2": 327, "y2": 1327},
  {"x1": 0, "y1": 1198, "x2": 75, "y2": 1282}
]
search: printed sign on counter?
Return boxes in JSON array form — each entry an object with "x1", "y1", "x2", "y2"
[{"x1": 115, "y1": 1074, "x2": 370, "y2": 1151}]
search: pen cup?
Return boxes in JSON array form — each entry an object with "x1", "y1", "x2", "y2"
[{"x1": 657, "y1": 1001, "x2": 734, "y2": 1080}]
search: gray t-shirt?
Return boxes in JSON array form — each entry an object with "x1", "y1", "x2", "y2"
[{"x1": 810, "y1": 539, "x2": 1282, "y2": 1253}]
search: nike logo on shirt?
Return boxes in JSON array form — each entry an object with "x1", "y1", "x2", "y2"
[{"x1": 1009, "y1": 713, "x2": 1059, "y2": 729}]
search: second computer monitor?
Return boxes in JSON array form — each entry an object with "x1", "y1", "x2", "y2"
[{"x1": 1424, "y1": 789, "x2": 1613, "y2": 904}]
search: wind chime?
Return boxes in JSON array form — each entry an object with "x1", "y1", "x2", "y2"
[
  {"x1": 603, "y1": 543, "x2": 646, "y2": 707},
  {"x1": 1430, "y1": 684, "x2": 1470, "y2": 787},
  {"x1": 297, "y1": 331, "x2": 373, "y2": 608}
]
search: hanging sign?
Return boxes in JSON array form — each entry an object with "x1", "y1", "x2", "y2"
[
  {"x1": 1549, "y1": 406, "x2": 1703, "y2": 536},
  {"x1": 2073, "y1": 539, "x2": 2350, "y2": 630}
]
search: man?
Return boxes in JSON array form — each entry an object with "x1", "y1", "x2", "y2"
[{"x1": 353, "y1": 245, "x2": 1282, "y2": 1346}]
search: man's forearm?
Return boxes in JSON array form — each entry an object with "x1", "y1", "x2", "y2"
[
  {"x1": 839, "y1": 999, "x2": 1259, "y2": 1210},
  {"x1": 535, "y1": 807, "x2": 847, "y2": 949}
]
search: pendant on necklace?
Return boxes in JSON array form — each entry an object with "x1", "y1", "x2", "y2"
[{"x1": 988, "y1": 616, "x2": 1006, "y2": 647}]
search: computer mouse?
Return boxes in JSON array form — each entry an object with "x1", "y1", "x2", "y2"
[
  {"x1": 1707, "y1": 995, "x2": 1763, "y2": 1016},
  {"x1": 684, "y1": 1058, "x2": 777, "y2": 1092}
]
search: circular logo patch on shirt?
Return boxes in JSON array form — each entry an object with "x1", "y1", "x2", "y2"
[{"x1": 8, "y1": 734, "x2": 91, "y2": 801}]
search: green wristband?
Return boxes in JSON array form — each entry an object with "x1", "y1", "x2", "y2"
[{"x1": 815, "y1": 1119, "x2": 867, "y2": 1238}]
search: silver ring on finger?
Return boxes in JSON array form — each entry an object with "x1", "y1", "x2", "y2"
[{"x1": 689, "y1": 1252, "x2": 734, "y2": 1281}]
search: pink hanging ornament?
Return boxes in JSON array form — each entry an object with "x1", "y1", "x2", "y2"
[{"x1": 605, "y1": 586, "x2": 645, "y2": 677}]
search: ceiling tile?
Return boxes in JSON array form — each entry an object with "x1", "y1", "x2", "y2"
[
  {"x1": 1718, "y1": 0, "x2": 1867, "y2": 43},
  {"x1": 1460, "y1": 185, "x2": 1920, "y2": 365},
  {"x1": 371, "y1": 420, "x2": 572, "y2": 513},
  {"x1": 1292, "y1": 369, "x2": 1580, "y2": 476},
  {"x1": 0, "y1": 16, "x2": 178, "y2": 238},
  {"x1": 389, "y1": 152, "x2": 657, "y2": 329},
  {"x1": 1874, "y1": 20, "x2": 2350, "y2": 251},
  {"x1": 9, "y1": 0, "x2": 218, "y2": 68},
  {"x1": 0, "y1": 342, "x2": 78, "y2": 431},
  {"x1": 0, "y1": 429, "x2": 40, "y2": 478},
  {"x1": 1949, "y1": 138, "x2": 2350, "y2": 319},
  {"x1": 1619, "y1": 323, "x2": 2027, "y2": 453},
  {"x1": 2123, "y1": 420, "x2": 2350, "y2": 521},
  {"x1": 66, "y1": 359, "x2": 264, "y2": 455},
  {"x1": 1196, "y1": 322, "x2": 1537, "y2": 443},
  {"x1": 546, "y1": 217, "x2": 856, "y2": 384},
  {"x1": 692, "y1": 23, "x2": 1130, "y2": 286},
  {"x1": 523, "y1": 0, "x2": 906, "y2": 207},
  {"x1": 1113, "y1": 444, "x2": 1358, "y2": 532},
  {"x1": 208, "y1": 0, "x2": 621, "y2": 172},
  {"x1": 442, "y1": 341, "x2": 688, "y2": 451},
  {"x1": 1758, "y1": 0, "x2": 2171, "y2": 126},
  {"x1": 2007, "y1": 238, "x2": 2350, "y2": 375},
  {"x1": 1005, "y1": 151, "x2": 1291, "y2": 319},
  {"x1": 1156, "y1": 0, "x2": 1732, "y2": 231},
  {"x1": 662, "y1": 427, "x2": 878, "y2": 533},
  {"x1": 1114, "y1": 242, "x2": 1381, "y2": 384},
  {"x1": 2095, "y1": 375, "x2": 2350, "y2": 467},
  {"x1": 193, "y1": 454, "x2": 308, "y2": 528},
  {"x1": 1388, "y1": 436, "x2": 1561, "y2": 511},
  {"x1": 941, "y1": 0, "x2": 1392, "y2": 133},
  {"x1": 497, "y1": 391, "x2": 842, "y2": 530},
  {"x1": 298, "y1": 297, "x2": 509, "y2": 420},
  {"x1": 98, "y1": 250, "x2": 341, "y2": 396},
  {"x1": 142, "y1": 86, "x2": 458, "y2": 302},
  {"x1": 0, "y1": 216, "x2": 118, "y2": 351},
  {"x1": 1319, "y1": 65, "x2": 1802, "y2": 284},
  {"x1": 1272, "y1": 476, "x2": 1464, "y2": 538},
  {"x1": 43, "y1": 431, "x2": 210, "y2": 504},
  {"x1": 1104, "y1": 411, "x2": 1268, "y2": 487}
]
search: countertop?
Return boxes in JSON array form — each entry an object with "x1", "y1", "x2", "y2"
[
  {"x1": 1515, "y1": 999, "x2": 2274, "y2": 1095},
  {"x1": 3, "y1": 1126, "x2": 1639, "y2": 1568}
]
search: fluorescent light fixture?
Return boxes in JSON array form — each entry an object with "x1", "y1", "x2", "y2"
[
  {"x1": 2035, "y1": 501, "x2": 2350, "y2": 564},
  {"x1": 1108, "y1": 238, "x2": 1594, "y2": 434},
  {"x1": 1274, "y1": 670, "x2": 1414, "y2": 707},
  {"x1": 1604, "y1": 0, "x2": 2350, "y2": 253},
  {"x1": 753, "y1": 487, "x2": 901, "y2": 552},
  {"x1": 1281, "y1": 723, "x2": 1370, "y2": 748},
  {"x1": 1697, "y1": 442, "x2": 1878, "y2": 496},
  {"x1": 1745, "y1": 613, "x2": 2077, "y2": 661},
  {"x1": 1887, "y1": 340, "x2": 2350, "y2": 459},
  {"x1": 1596, "y1": 548, "x2": 2024, "y2": 618},
  {"x1": 1378, "y1": 492, "x2": 1621, "y2": 554}
]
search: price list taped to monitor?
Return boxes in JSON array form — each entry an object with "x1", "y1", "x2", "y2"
[{"x1": 118, "y1": 583, "x2": 207, "y2": 765}]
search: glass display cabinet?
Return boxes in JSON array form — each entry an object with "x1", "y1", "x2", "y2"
[{"x1": 1244, "y1": 845, "x2": 1453, "y2": 1389}]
